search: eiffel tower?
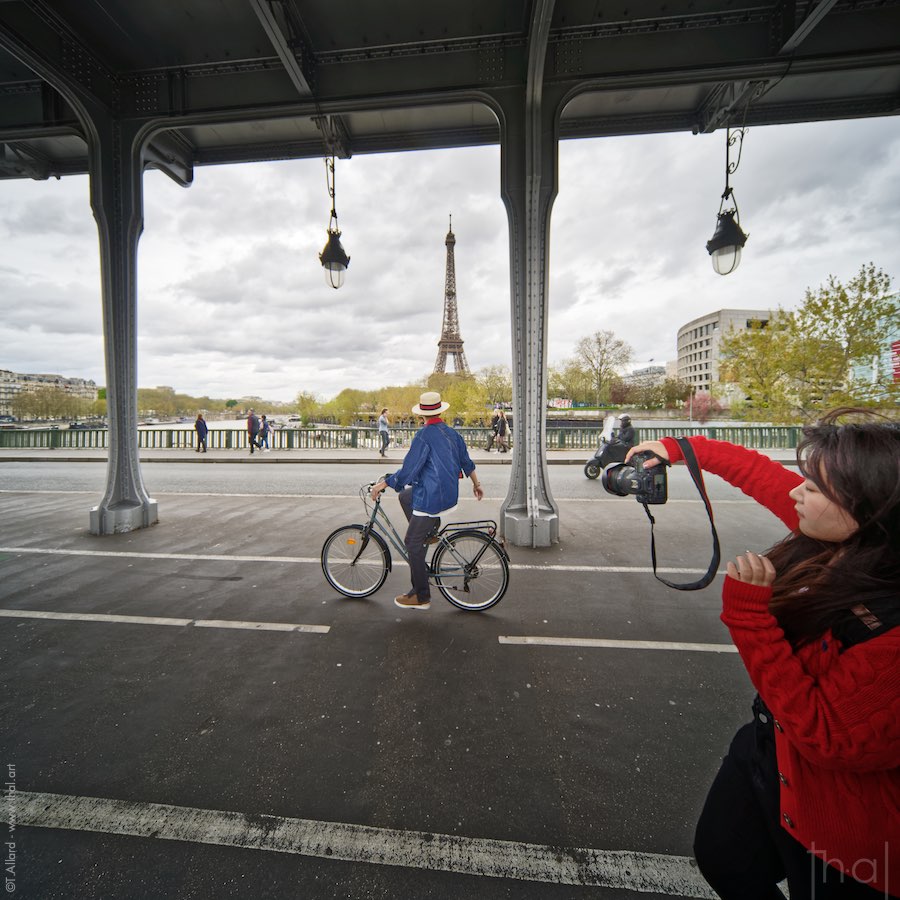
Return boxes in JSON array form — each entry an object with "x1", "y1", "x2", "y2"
[{"x1": 433, "y1": 216, "x2": 471, "y2": 375}]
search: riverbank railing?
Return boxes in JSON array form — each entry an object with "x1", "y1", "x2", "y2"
[{"x1": 0, "y1": 424, "x2": 803, "y2": 451}]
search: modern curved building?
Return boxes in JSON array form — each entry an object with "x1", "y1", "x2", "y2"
[{"x1": 677, "y1": 308, "x2": 771, "y2": 394}]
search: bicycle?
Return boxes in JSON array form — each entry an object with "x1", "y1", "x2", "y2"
[{"x1": 321, "y1": 484, "x2": 510, "y2": 611}]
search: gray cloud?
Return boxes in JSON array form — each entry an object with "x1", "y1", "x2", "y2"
[{"x1": 2, "y1": 122, "x2": 899, "y2": 401}]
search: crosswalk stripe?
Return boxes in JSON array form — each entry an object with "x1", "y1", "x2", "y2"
[
  {"x1": 0, "y1": 608, "x2": 329, "y2": 633},
  {"x1": 1, "y1": 790, "x2": 716, "y2": 896}
]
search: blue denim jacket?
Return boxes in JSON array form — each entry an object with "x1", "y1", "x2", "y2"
[{"x1": 384, "y1": 420, "x2": 476, "y2": 515}]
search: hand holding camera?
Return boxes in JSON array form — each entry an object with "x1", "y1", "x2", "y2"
[
  {"x1": 603, "y1": 437, "x2": 720, "y2": 590},
  {"x1": 602, "y1": 447, "x2": 670, "y2": 505}
]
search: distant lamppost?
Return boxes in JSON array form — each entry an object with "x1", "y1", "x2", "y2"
[
  {"x1": 319, "y1": 155, "x2": 350, "y2": 289},
  {"x1": 706, "y1": 127, "x2": 749, "y2": 276}
]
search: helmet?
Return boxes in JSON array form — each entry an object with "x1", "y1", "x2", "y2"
[{"x1": 618, "y1": 414, "x2": 631, "y2": 425}]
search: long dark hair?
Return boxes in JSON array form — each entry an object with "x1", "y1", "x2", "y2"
[{"x1": 766, "y1": 408, "x2": 900, "y2": 645}]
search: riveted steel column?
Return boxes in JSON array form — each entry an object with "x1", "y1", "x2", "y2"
[
  {"x1": 0, "y1": 11, "x2": 156, "y2": 534},
  {"x1": 492, "y1": 0, "x2": 560, "y2": 547},
  {"x1": 87, "y1": 114, "x2": 157, "y2": 534}
]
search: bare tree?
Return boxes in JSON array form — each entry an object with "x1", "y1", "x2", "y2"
[{"x1": 573, "y1": 330, "x2": 634, "y2": 407}]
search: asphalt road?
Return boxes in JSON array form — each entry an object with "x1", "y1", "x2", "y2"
[
  {"x1": 2, "y1": 458, "x2": 766, "y2": 502},
  {"x1": 0, "y1": 459, "x2": 794, "y2": 899}
]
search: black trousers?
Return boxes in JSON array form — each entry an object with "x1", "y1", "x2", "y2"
[
  {"x1": 695, "y1": 717, "x2": 891, "y2": 900},
  {"x1": 398, "y1": 487, "x2": 438, "y2": 601}
]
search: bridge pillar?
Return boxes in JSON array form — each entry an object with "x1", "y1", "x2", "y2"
[
  {"x1": 490, "y1": 0, "x2": 563, "y2": 547},
  {"x1": 86, "y1": 114, "x2": 157, "y2": 534}
]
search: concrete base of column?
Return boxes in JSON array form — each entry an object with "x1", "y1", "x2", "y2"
[
  {"x1": 89, "y1": 499, "x2": 159, "y2": 535},
  {"x1": 502, "y1": 507, "x2": 559, "y2": 548}
]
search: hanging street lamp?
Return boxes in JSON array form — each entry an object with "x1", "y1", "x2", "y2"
[
  {"x1": 706, "y1": 127, "x2": 749, "y2": 276},
  {"x1": 319, "y1": 155, "x2": 350, "y2": 289}
]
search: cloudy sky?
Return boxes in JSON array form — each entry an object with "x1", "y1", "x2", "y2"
[{"x1": 1, "y1": 114, "x2": 899, "y2": 403}]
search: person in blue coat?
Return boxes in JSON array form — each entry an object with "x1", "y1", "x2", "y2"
[
  {"x1": 370, "y1": 391, "x2": 483, "y2": 610},
  {"x1": 194, "y1": 413, "x2": 208, "y2": 453}
]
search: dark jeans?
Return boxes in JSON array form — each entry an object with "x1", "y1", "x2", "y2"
[
  {"x1": 695, "y1": 718, "x2": 890, "y2": 900},
  {"x1": 380, "y1": 431, "x2": 390, "y2": 453},
  {"x1": 398, "y1": 487, "x2": 438, "y2": 601},
  {"x1": 249, "y1": 432, "x2": 259, "y2": 452}
]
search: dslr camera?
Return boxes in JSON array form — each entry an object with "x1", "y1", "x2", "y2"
[{"x1": 601, "y1": 450, "x2": 668, "y2": 505}]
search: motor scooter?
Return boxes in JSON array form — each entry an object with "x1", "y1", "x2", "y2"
[
  {"x1": 584, "y1": 436, "x2": 629, "y2": 479},
  {"x1": 584, "y1": 414, "x2": 628, "y2": 479}
]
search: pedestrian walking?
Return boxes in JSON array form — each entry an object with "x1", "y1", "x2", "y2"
[
  {"x1": 370, "y1": 391, "x2": 484, "y2": 611},
  {"x1": 378, "y1": 408, "x2": 391, "y2": 457},
  {"x1": 258, "y1": 414, "x2": 272, "y2": 452},
  {"x1": 485, "y1": 409, "x2": 500, "y2": 451},
  {"x1": 194, "y1": 412, "x2": 208, "y2": 453},
  {"x1": 247, "y1": 409, "x2": 261, "y2": 454},
  {"x1": 496, "y1": 409, "x2": 510, "y2": 453}
]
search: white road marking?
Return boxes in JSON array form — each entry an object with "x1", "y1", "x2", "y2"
[
  {"x1": 0, "y1": 489, "x2": 350, "y2": 499},
  {"x1": 0, "y1": 545, "x2": 320, "y2": 564},
  {"x1": 0, "y1": 545, "x2": 714, "y2": 576},
  {"x1": 499, "y1": 635, "x2": 738, "y2": 653},
  {"x1": 0, "y1": 608, "x2": 329, "y2": 633},
  {"x1": 0, "y1": 790, "x2": 716, "y2": 897},
  {"x1": 511, "y1": 563, "x2": 712, "y2": 574},
  {"x1": 0, "y1": 489, "x2": 755, "y2": 504}
]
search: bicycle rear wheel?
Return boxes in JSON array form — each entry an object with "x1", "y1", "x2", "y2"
[
  {"x1": 431, "y1": 531, "x2": 509, "y2": 611},
  {"x1": 321, "y1": 525, "x2": 389, "y2": 598}
]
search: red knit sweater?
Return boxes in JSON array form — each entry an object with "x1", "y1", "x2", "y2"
[{"x1": 661, "y1": 437, "x2": 900, "y2": 895}]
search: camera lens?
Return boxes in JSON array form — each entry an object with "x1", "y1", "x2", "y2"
[{"x1": 601, "y1": 462, "x2": 640, "y2": 497}]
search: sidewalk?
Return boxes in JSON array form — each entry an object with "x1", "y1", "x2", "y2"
[{"x1": 0, "y1": 445, "x2": 799, "y2": 464}]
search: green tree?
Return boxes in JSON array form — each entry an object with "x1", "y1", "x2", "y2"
[
  {"x1": 720, "y1": 312, "x2": 796, "y2": 421},
  {"x1": 721, "y1": 264, "x2": 898, "y2": 421},
  {"x1": 791, "y1": 263, "x2": 897, "y2": 410},
  {"x1": 12, "y1": 386, "x2": 87, "y2": 420},
  {"x1": 629, "y1": 375, "x2": 690, "y2": 410},
  {"x1": 548, "y1": 360, "x2": 592, "y2": 406},
  {"x1": 295, "y1": 391, "x2": 321, "y2": 425},
  {"x1": 322, "y1": 388, "x2": 366, "y2": 425},
  {"x1": 476, "y1": 365, "x2": 512, "y2": 408}
]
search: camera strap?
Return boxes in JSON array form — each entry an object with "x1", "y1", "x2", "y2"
[{"x1": 641, "y1": 437, "x2": 721, "y2": 591}]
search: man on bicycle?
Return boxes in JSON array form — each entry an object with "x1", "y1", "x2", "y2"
[{"x1": 370, "y1": 391, "x2": 484, "y2": 610}]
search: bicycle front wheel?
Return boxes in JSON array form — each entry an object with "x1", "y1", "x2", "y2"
[
  {"x1": 321, "y1": 525, "x2": 389, "y2": 598},
  {"x1": 431, "y1": 531, "x2": 509, "y2": 611}
]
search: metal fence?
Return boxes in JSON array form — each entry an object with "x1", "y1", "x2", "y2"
[{"x1": 0, "y1": 424, "x2": 803, "y2": 451}]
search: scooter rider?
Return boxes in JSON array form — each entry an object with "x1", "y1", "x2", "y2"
[
  {"x1": 616, "y1": 413, "x2": 636, "y2": 449},
  {"x1": 584, "y1": 413, "x2": 638, "y2": 479}
]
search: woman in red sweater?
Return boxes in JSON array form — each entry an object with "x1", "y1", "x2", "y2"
[{"x1": 629, "y1": 410, "x2": 899, "y2": 899}]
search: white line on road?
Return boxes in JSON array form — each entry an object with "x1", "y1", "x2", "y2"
[
  {"x1": 0, "y1": 487, "x2": 755, "y2": 504},
  {"x1": 0, "y1": 545, "x2": 713, "y2": 576},
  {"x1": 0, "y1": 790, "x2": 716, "y2": 897},
  {"x1": 0, "y1": 608, "x2": 329, "y2": 633},
  {"x1": 0, "y1": 545, "x2": 320, "y2": 564},
  {"x1": 0, "y1": 489, "x2": 350, "y2": 499},
  {"x1": 499, "y1": 635, "x2": 737, "y2": 653},
  {"x1": 510, "y1": 563, "x2": 712, "y2": 574}
]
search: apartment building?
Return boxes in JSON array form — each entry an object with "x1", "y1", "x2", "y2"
[
  {"x1": 0, "y1": 369, "x2": 98, "y2": 416},
  {"x1": 677, "y1": 308, "x2": 771, "y2": 393}
]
